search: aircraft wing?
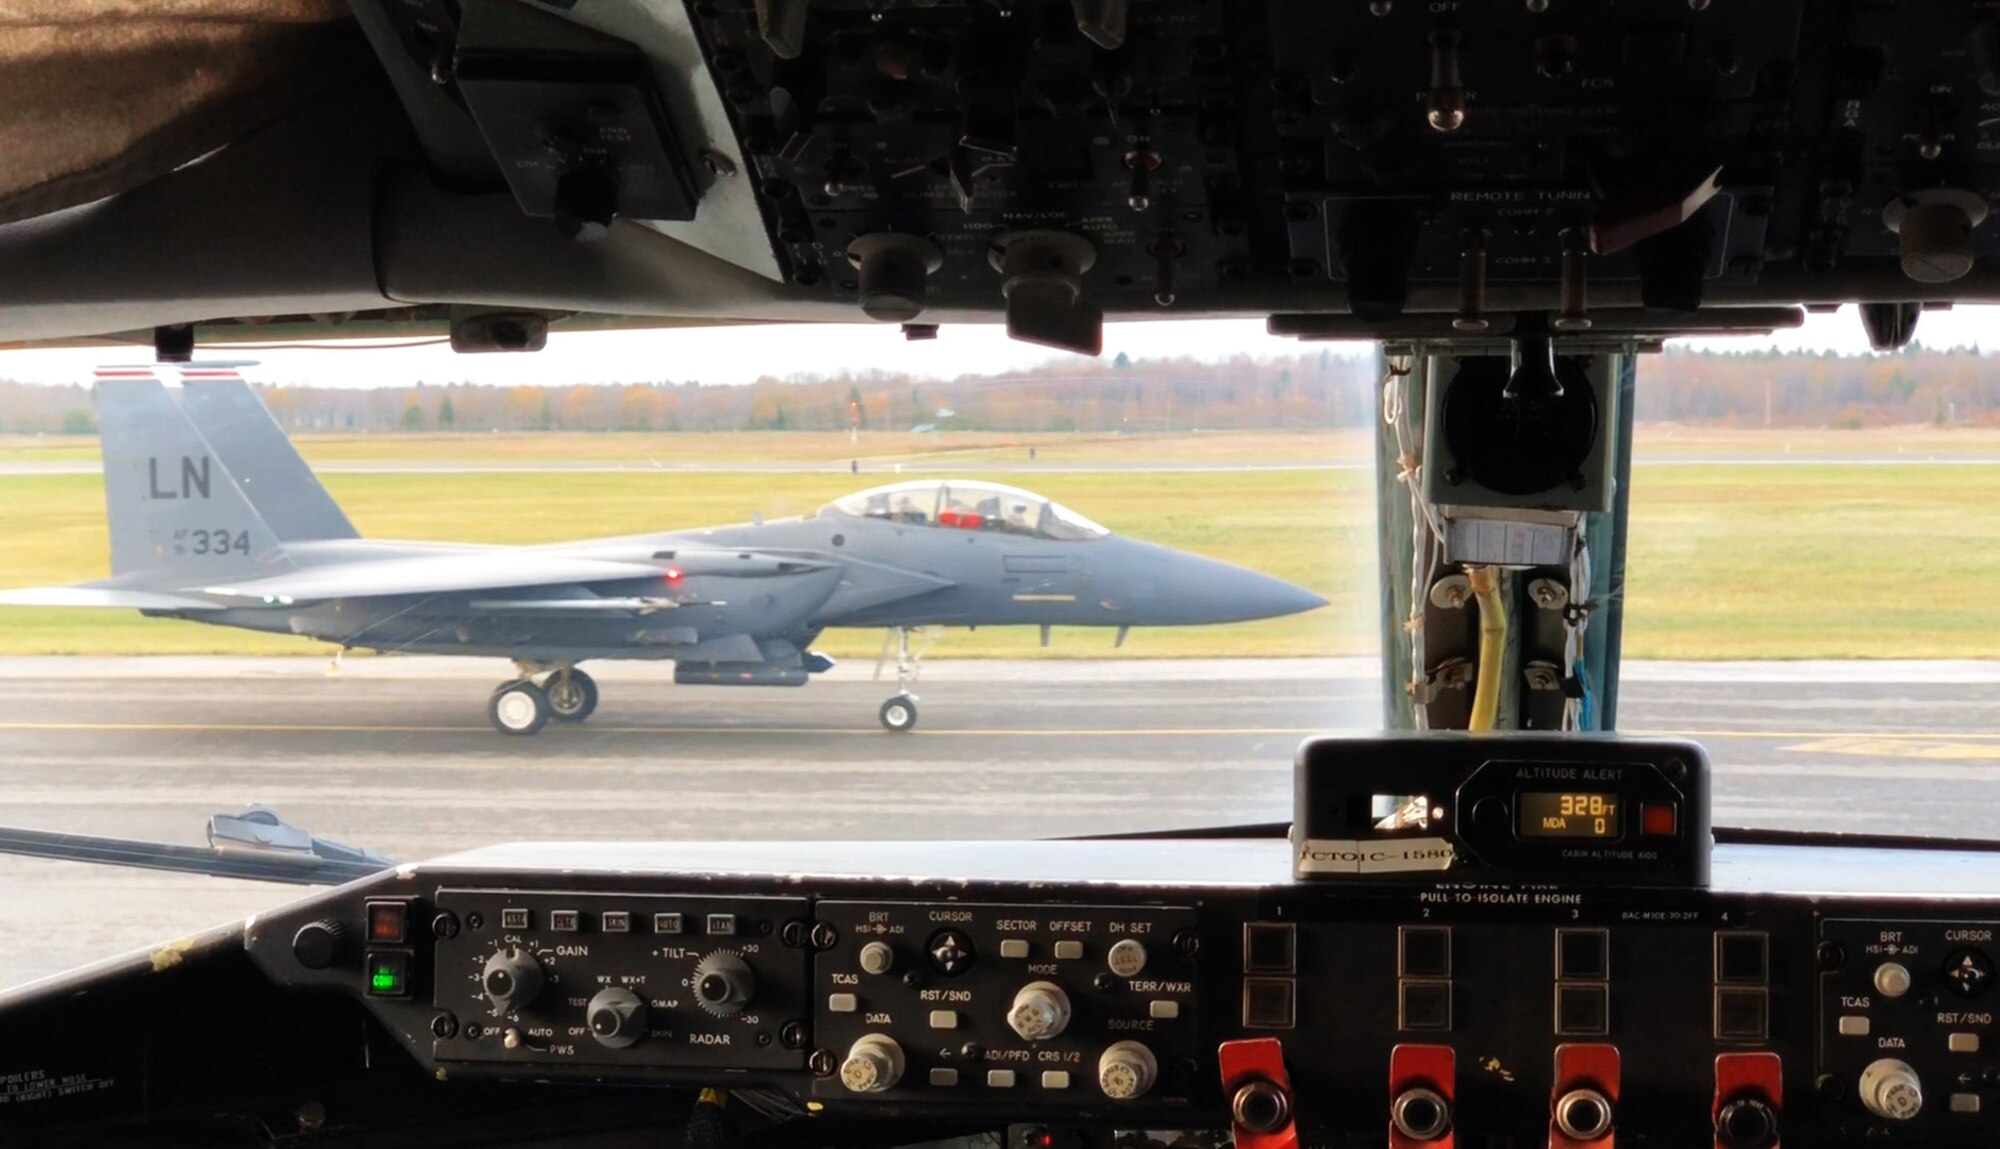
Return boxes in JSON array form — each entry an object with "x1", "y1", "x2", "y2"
[
  {"x1": 199, "y1": 553, "x2": 673, "y2": 603},
  {"x1": 0, "y1": 585, "x2": 226, "y2": 611}
]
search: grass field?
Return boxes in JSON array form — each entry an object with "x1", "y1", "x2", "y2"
[
  {"x1": 3, "y1": 432, "x2": 2000, "y2": 659},
  {"x1": 10, "y1": 422, "x2": 2000, "y2": 467}
]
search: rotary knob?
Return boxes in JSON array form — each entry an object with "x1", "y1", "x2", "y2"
[
  {"x1": 586, "y1": 987, "x2": 648, "y2": 1049},
  {"x1": 481, "y1": 945, "x2": 546, "y2": 1016},
  {"x1": 1098, "y1": 1040, "x2": 1159, "y2": 1100},
  {"x1": 840, "y1": 1034, "x2": 906, "y2": 1093},
  {"x1": 1007, "y1": 981, "x2": 1073, "y2": 1040},
  {"x1": 291, "y1": 919, "x2": 348, "y2": 970},
  {"x1": 1860, "y1": 1058, "x2": 1923, "y2": 1121},
  {"x1": 693, "y1": 951, "x2": 756, "y2": 1016}
]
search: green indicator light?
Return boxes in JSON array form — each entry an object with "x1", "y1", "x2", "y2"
[{"x1": 372, "y1": 966, "x2": 402, "y2": 992}]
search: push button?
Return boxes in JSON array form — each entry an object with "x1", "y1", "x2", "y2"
[
  {"x1": 706, "y1": 913, "x2": 737, "y2": 936},
  {"x1": 1715, "y1": 932, "x2": 1769, "y2": 984},
  {"x1": 1556, "y1": 928, "x2": 1610, "y2": 980},
  {"x1": 500, "y1": 908, "x2": 530, "y2": 931},
  {"x1": 987, "y1": 1070, "x2": 1017, "y2": 1088},
  {"x1": 365, "y1": 950, "x2": 411, "y2": 998},
  {"x1": 1243, "y1": 977, "x2": 1296, "y2": 1029},
  {"x1": 1714, "y1": 987, "x2": 1769, "y2": 1041},
  {"x1": 999, "y1": 939, "x2": 1031, "y2": 959},
  {"x1": 653, "y1": 912, "x2": 684, "y2": 934},
  {"x1": 1053, "y1": 940, "x2": 1085, "y2": 960},
  {"x1": 549, "y1": 910, "x2": 580, "y2": 933},
  {"x1": 1042, "y1": 1071, "x2": 1071, "y2": 1089},
  {"x1": 1399, "y1": 926, "x2": 1451, "y2": 977},
  {"x1": 1950, "y1": 1032, "x2": 1980, "y2": 1053},
  {"x1": 1838, "y1": 1015, "x2": 1871, "y2": 1036},
  {"x1": 1149, "y1": 1000, "x2": 1180, "y2": 1020},
  {"x1": 365, "y1": 901, "x2": 407, "y2": 945},
  {"x1": 1399, "y1": 979, "x2": 1452, "y2": 1031},
  {"x1": 600, "y1": 911, "x2": 631, "y2": 933},
  {"x1": 1244, "y1": 922, "x2": 1296, "y2": 974},
  {"x1": 930, "y1": 1068, "x2": 960, "y2": 1087},
  {"x1": 1555, "y1": 982, "x2": 1610, "y2": 1036},
  {"x1": 827, "y1": 993, "x2": 858, "y2": 1013},
  {"x1": 929, "y1": 1010, "x2": 959, "y2": 1029}
]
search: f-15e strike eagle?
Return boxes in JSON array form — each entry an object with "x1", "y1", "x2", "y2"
[{"x1": 0, "y1": 379, "x2": 1326, "y2": 734}]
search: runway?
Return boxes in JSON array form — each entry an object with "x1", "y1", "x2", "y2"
[
  {"x1": 2, "y1": 656, "x2": 1998, "y2": 989},
  {"x1": 8, "y1": 456, "x2": 2000, "y2": 475}
]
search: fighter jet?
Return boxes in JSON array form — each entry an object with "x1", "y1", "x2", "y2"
[{"x1": 0, "y1": 379, "x2": 1327, "y2": 734}]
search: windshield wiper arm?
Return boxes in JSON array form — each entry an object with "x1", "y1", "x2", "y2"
[
  {"x1": 0, "y1": 805, "x2": 395, "y2": 885},
  {"x1": 1061, "y1": 821, "x2": 1292, "y2": 841}
]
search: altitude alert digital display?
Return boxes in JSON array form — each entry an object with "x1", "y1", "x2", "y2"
[{"x1": 1518, "y1": 792, "x2": 1621, "y2": 839}]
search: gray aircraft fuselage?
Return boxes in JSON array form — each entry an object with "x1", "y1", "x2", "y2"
[{"x1": 173, "y1": 504, "x2": 1325, "y2": 671}]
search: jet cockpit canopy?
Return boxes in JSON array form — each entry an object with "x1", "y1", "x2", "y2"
[{"x1": 825, "y1": 481, "x2": 1110, "y2": 541}]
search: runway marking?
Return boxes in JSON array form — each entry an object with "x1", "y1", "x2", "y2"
[
  {"x1": 0, "y1": 721, "x2": 1321, "y2": 737},
  {"x1": 1781, "y1": 736, "x2": 2000, "y2": 760},
  {"x1": 1627, "y1": 728, "x2": 2000, "y2": 743},
  {"x1": 4, "y1": 721, "x2": 1999, "y2": 741}
]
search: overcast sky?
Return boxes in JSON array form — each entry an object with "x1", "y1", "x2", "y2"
[{"x1": 0, "y1": 306, "x2": 1990, "y2": 389}]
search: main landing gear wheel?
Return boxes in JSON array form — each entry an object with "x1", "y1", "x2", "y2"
[
  {"x1": 880, "y1": 694, "x2": 918, "y2": 733},
  {"x1": 490, "y1": 681, "x2": 550, "y2": 736},
  {"x1": 546, "y1": 669, "x2": 599, "y2": 722}
]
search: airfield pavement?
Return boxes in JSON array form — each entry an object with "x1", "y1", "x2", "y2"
[{"x1": 2, "y1": 655, "x2": 1998, "y2": 988}]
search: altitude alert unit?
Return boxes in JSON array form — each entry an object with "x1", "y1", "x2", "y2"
[{"x1": 1291, "y1": 734, "x2": 1712, "y2": 888}]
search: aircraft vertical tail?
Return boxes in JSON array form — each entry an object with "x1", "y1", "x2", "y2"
[
  {"x1": 95, "y1": 378, "x2": 286, "y2": 579},
  {"x1": 178, "y1": 376, "x2": 360, "y2": 541}
]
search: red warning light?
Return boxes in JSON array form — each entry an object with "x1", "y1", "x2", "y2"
[
  {"x1": 665, "y1": 567, "x2": 683, "y2": 583},
  {"x1": 1640, "y1": 802, "x2": 1678, "y2": 837}
]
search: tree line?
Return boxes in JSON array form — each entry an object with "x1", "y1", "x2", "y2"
[{"x1": 5, "y1": 346, "x2": 2000, "y2": 434}]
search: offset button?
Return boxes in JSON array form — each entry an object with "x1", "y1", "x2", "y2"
[
  {"x1": 1042, "y1": 1071, "x2": 1071, "y2": 1089},
  {"x1": 1714, "y1": 987, "x2": 1769, "y2": 1041},
  {"x1": 929, "y1": 1010, "x2": 959, "y2": 1029},
  {"x1": 1400, "y1": 926, "x2": 1452, "y2": 977},
  {"x1": 1398, "y1": 979, "x2": 1452, "y2": 1031},
  {"x1": 999, "y1": 939, "x2": 1031, "y2": 959},
  {"x1": 1149, "y1": 1000, "x2": 1180, "y2": 1020},
  {"x1": 827, "y1": 993, "x2": 858, "y2": 1013},
  {"x1": 988, "y1": 1070, "x2": 1018, "y2": 1088},
  {"x1": 1555, "y1": 982, "x2": 1610, "y2": 1036},
  {"x1": 1950, "y1": 1032, "x2": 1980, "y2": 1053},
  {"x1": 1244, "y1": 922, "x2": 1297, "y2": 974},
  {"x1": 1053, "y1": 941, "x2": 1085, "y2": 960},
  {"x1": 1243, "y1": 977, "x2": 1296, "y2": 1029},
  {"x1": 1556, "y1": 928, "x2": 1610, "y2": 980},
  {"x1": 1839, "y1": 1015, "x2": 1871, "y2": 1036},
  {"x1": 930, "y1": 1068, "x2": 960, "y2": 1087}
]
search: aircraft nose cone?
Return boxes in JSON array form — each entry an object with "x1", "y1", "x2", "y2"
[{"x1": 1125, "y1": 543, "x2": 1328, "y2": 625}]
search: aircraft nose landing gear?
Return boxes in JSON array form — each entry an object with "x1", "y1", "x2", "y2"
[
  {"x1": 875, "y1": 627, "x2": 932, "y2": 732},
  {"x1": 880, "y1": 695, "x2": 918, "y2": 732}
]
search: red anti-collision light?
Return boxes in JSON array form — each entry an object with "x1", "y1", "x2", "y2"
[{"x1": 665, "y1": 567, "x2": 683, "y2": 582}]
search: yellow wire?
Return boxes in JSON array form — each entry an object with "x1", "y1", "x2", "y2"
[{"x1": 1466, "y1": 565, "x2": 1507, "y2": 731}]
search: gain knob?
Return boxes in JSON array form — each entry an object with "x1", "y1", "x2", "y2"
[
  {"x1": 840, "y1": 1034, "x2": 906, "y2": 1093},
  {"x1": 693, "y1": 951, "x2": 756, "y2": 1016},
  {"x1": 1007, "y1": 981, "x2": 1073, "y2": 1040},
  {"x1": 481, "y1": 945, "x2": 546, "y2": 1016},
  {"x1": 1098, "y1": 1040, "x2": 1159, "y2": 1100},
  {"x1": 586, "y1": 987, "x2": 648, "y2": 1049},
  {"x1": 1859, "y1": 1058, "x2": 1923, "y2": 1121}
]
